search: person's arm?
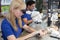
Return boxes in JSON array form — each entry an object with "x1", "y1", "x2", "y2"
[
  {"x1": 17, "y1": 30, "x2": 43, "y2": 40},
  {"x1": 18, "y1": 31, "x2": 40, "y2": 40},
  {"x1": 7, "y1": 30, "x2": 40, "y2": 40},
  {"x1": 23, "y1": 25, "x2": 36, "y2": 33},
  {"x1": 7, "y1": 25, "x2": 46, "y2": 40},
  {"x1": 23, "y1": 18, "x2": 33, "y2": 25},
  {"x1": 7, "y1": 29, "x2": 46, "y2": 40},
  {"x1": 7, "y1": 35, "x2": 24, "y2": 40},
  {"x1": 7, "y1": 35, "x2": 17, "y2": 40}
]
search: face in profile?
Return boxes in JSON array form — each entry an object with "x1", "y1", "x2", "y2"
[
  {"x1": 10, "y1": 0, "x2": 26, "y2": 18},
  {"x1": 13, "y1": 9, "x2": 23, "y2": 18},
  {"x1": 28, "y1": 4, "x2": 35, "y2": 11}
]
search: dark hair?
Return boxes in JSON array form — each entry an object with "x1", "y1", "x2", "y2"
[
  {"x1": 39, "y1": 8, "x2": 42, "y2": 13},
  {"x1": 26, "y1": 1, "x2": 35, "y2": 7},
  {"x1": 58, "y1": 1, "x2": 60, "y2": 9}
]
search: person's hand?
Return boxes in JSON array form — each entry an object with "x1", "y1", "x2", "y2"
[{"x1": 39, "y1": 30, "x2": 47, "y2": 37}]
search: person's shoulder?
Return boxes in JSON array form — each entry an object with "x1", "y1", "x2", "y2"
[
  {"x1": 2, "y1": 18, "x2": 8, "y2": 23},
  {"x1": 25, "y1": 13, "x2": 31, "y2": 16},
  {"x1": 1, "y1": 18, "x2": 11, "y2": 30},
  {"x1": 24, "y1": 13, "x2": 30, "y2": 15},
  {"x1": 22, "y1": 13, "x2": 30, "y2": 17},
  {"x1": 1, "y1": 18, "x2": 10, "y2": 25}
]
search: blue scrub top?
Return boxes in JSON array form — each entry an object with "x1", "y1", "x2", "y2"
[
  {"x1": 1, "y1": 18, "x2": 25, "y2": 40},
  {"x1": 21, "y1": 13, "x2": 32, "y2": 20}
]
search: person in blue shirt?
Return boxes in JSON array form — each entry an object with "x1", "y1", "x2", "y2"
[
  {"x1": 21, "y1": 1, "x2": 35, "y2": 25},
  {"x1": 1, "y1": 0, "x2": 46, "y2": 40},
  {"x1": 21, "y1": 13, "x2": 32, "y2": 25}
]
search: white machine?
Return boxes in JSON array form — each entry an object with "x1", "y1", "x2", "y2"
[{"x1": 26, "y1": 11, "x2": 43, "y2": 22}]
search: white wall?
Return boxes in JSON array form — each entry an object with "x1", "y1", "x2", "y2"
[
  {"x1": 1, "y1": 0, "x2": 26, "y2": 5},
  {"x1": 1, "y1": 0, "x2": 12, "y2": 5}
]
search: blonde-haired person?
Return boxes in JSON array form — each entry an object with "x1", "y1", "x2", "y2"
[{"x1": 1, "y1": 0, "x2": 46, "y2": 40}]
